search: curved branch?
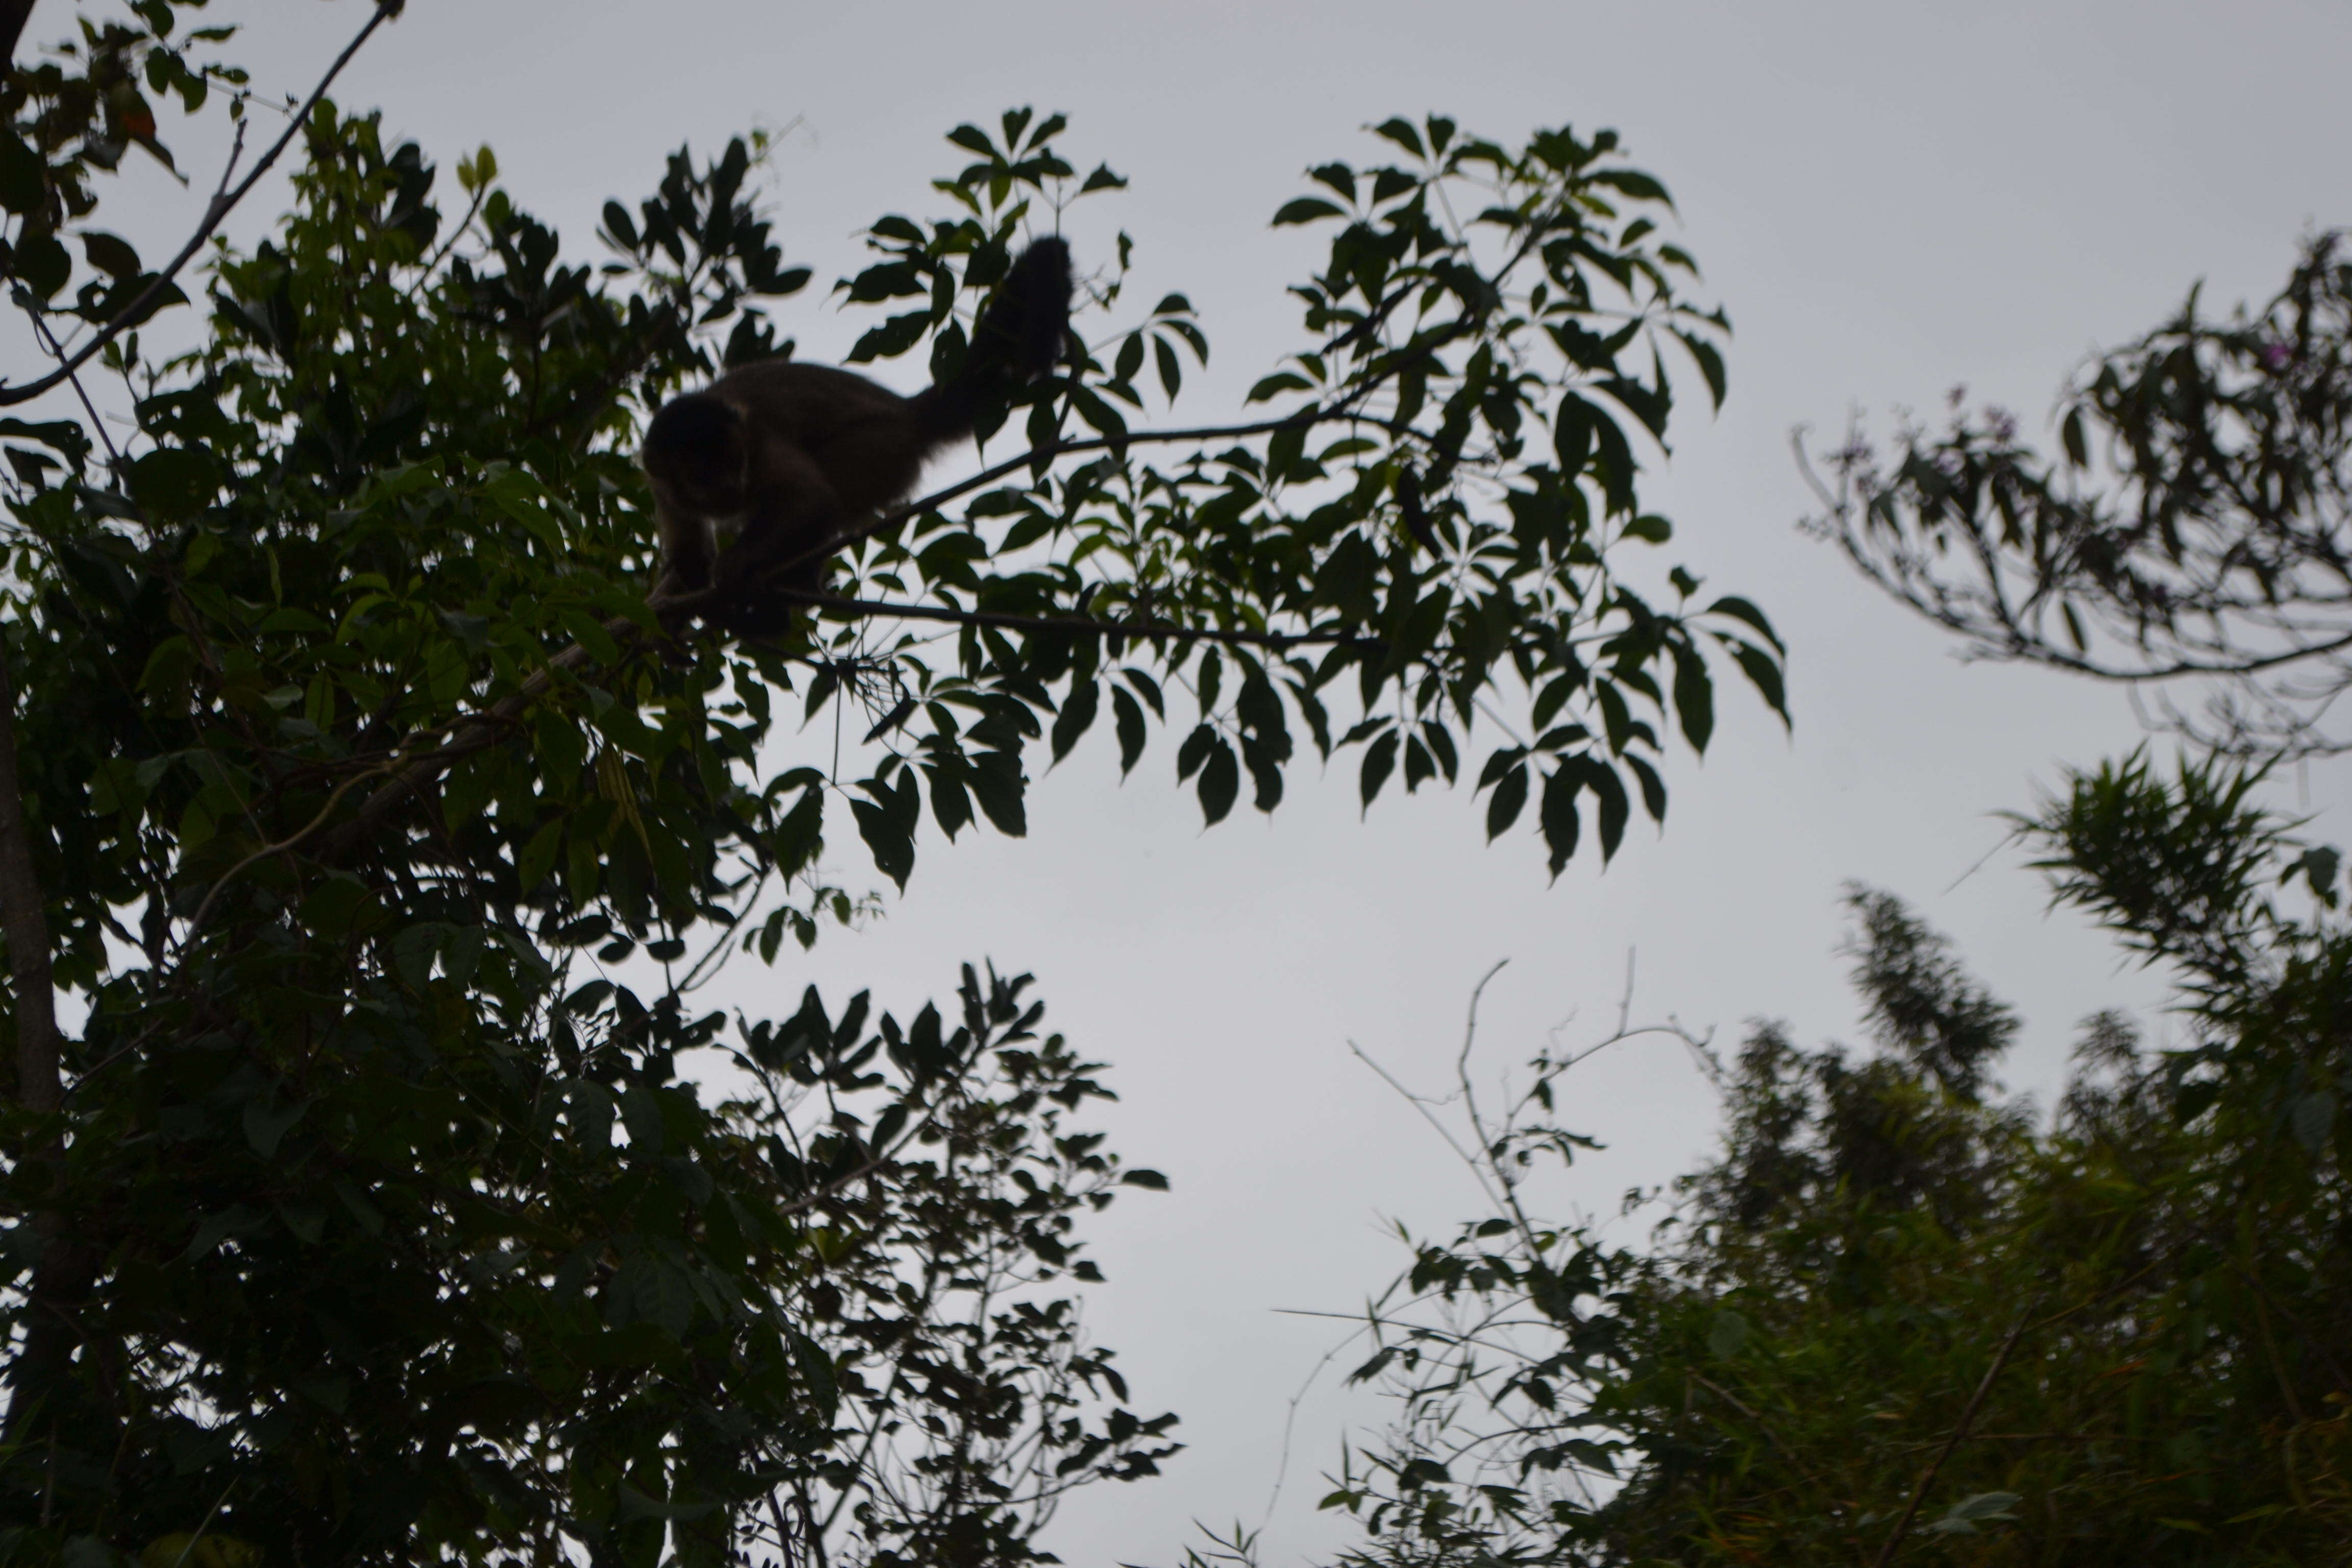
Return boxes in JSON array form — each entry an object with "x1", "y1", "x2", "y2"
[{"x1": 188, "y1": 757, "x2": 397, "y2": 931}]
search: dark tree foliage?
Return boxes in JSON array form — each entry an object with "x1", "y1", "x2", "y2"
[
  {"x1": 0, "y1": 3, "x2": 1785, "y2": 1563},
  {"x1": 1808, "y1": 235, "x2": 2352, "y2": 758},
  {"x1": 1288, "y1": 763, "x2": 2348, "y2": 1567}
]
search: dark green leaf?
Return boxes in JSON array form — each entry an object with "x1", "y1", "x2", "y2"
[
  {"x1": 1486, "y1": 764, "x2": 1529, "y2": 841},
  {"x1": 1554, "y1": 394, "x2": 1595, "y2": 476},
  {"x1": 1625, "y1": 752, "x2": 1667, "y2": 822},
  {"x1": 1177, "y1": 722, "x2": 1214, "y2": 782},
  {"x1": 1198, "y1": 739, "x2": 1239, "y2": 825},
  {"x1": 128, "y1": 446, "x2": 219, "y2": 518},
  {"x1": 1111, "y1": 684, "x2": 1147, "y2": 776},
  {"x1": 1705, "y1": 594, "x2": 1785, "y2": 653},
  {"x1": 1242, "y1": 733, "x2": 1284, "y2": 812},
  {"x1": 1539, "y1": 765, "x2": 1582, "y2": 877},
  {"x1": 1051, "y1": 678, "x2": 1100, "y2": 762},
  {"x1": 851, "y1": 771, "x2": 920, "y2": 889},
  {"x1": 80, "y1": 231, "x2": 140, "y2": 281},
  {"x1": 13, "y1": 233, "x2": 68, "y2": 298},
  {"x1": 926, "y1": 760, "x2": 973, "y2": 840},
  {"x1": 1360, "y1": 728, "x2": 1400, "y2": 811},
  {"x1": 0, "y1": 129, "x2": 43, "y2": 213},
  {"x1": 1587, "y1": 756, "x2": 1629, "y2": 862},
  {"x1": 242, "y1": 1097, "x2": 307, "y2": 1160},
  {"x1": 1727, "y1": 641, "x2": 1788, "y2": 726},
  {"x1": 1674, "y1": 329, "x2": 1727, "y2": 410},
  {"x1": 1272, "y1": 197, "x2": 1346, "y2": 227},
  {"x1": 1670, "y1": 643, "x2": 1714, "y2": 752},
  {"x1": 969, "y1": 749, "x2": 1027, "y2": 836},
  {"x1": 1248, "y1": 371, "x2": 1314, "y2": 403}
]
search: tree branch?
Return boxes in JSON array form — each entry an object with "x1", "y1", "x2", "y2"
[
  {"x1": 778, "y1": 588, "x2": 1385, "y2": 653},
  {"x1": 0, "y1": 0, "x2": 403, "y2": 408}
]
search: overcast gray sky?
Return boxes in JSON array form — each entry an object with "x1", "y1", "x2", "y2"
[{"x1": 29, "y1": 1, "x2": 2352, "y2": 1561}]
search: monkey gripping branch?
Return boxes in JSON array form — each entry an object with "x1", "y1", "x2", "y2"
[{"x1": 0, "y1": 1, "x2": 1783, "y2": 1559}]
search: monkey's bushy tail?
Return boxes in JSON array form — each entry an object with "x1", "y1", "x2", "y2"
[{"x1": 915, "y1": 237, "x2": 1072, "y2": 445}]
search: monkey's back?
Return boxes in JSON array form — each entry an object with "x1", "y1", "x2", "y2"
[{"x1": 711, "y1": 360, "x2": 932, "y2": 512}]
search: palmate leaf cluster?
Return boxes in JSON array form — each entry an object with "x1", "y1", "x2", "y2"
[
  {"x1": 769, "y1": 109, "x2": 1784, "y2": 879},
  {"x1": 1303, "y1": 760, "x2": 2350, "y2": 1568},
  {"x1": 0, "y1": 2, "x2": 1783, "y2": 1561}
]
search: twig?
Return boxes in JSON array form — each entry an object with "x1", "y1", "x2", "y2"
[
  {"x1": 165, "y1": 1474, "x2": 240, "y2": 1568},
  {"x1": 187, "y1": 760, "x2": 396, "y2": 932},
  {"x1": 1867, "y1": 1306, "x2": 2037, "y2": 1567},
  {"x1": 1688, "y1": 1371, "x2": 1829, "y2": 1494},
  {"x1": 24, "y1": 312, "x2": 122, "y2": 471},
  {"x1": 0, "y1": 1, "x2": 405, "y2": 408}
]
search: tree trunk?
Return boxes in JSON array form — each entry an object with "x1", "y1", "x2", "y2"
[{"x1": 0, "y1": 640, "x2": 87, "y2": 1444}]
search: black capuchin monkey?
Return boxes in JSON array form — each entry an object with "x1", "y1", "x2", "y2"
[{"x1": 643, "y1": 236, "x2": 1073, "y2": 637}]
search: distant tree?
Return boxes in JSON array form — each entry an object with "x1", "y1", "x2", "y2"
[
  {"x1": 0, "y1": 2, "x2": 1784, "y2": 1561},
  {"x1": 1295, "y1": 756, "x2": 2349, "y2": 1566},
  {"x1": 1808, "y1": 235, "x2": 2352, "y2": 758}
]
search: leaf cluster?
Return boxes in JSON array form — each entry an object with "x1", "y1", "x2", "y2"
[
  {"x1": 1810, "y1": 233, "x2": 2352, "y2": 759},
  {"x1": 1299, "y1": 760, "x2": 2352, "y2": 1567}
]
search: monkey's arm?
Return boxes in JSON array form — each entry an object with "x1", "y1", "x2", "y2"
[
  {"x1": 651, "y1": 482, "x2": 717, "y2": 597},
  {"x1": 712, "y1": 442, "x2": 848, "y2": 634}
]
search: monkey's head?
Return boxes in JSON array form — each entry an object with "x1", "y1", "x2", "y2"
[{"x1": 642, "y1": 392, "x2": 747, "y2": 513}]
